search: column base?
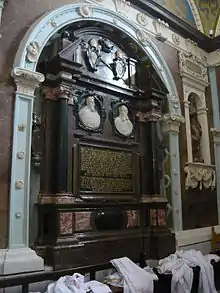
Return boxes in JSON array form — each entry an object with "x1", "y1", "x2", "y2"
[{"x1": 0, "y1": 247, "x2": 44, "y2": 275}]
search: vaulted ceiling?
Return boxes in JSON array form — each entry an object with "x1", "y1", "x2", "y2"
[{"x1": 154, "y1": 0, "x2": 220, "y2": 37}]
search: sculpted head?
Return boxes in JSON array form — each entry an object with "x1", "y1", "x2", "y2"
[
  {"x1": 118, "y1": 105, "x2": 128, "y2": 121},
  {"x1": 86, "y1": 96, "x2": 96, "y2": 111}
]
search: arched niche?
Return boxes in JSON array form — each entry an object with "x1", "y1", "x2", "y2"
[{"x1": 7, "y1": 3, "x2": 184, "y2": 275}]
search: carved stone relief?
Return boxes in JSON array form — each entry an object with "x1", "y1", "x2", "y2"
[
  {"x1": 136, "y1": 29, "x2": 149, "y2": 46},
  {"x1": 184, "y1": 163, "x2": 216, "y2": 190},
  {"x1": 152, "y1": 19, "x2": 169, "y2": 42},
  {"x1": 74, "y1": 91, "x2": 106, "y2": 133},
  {"x1": 111, "y1": 50, "x2": 127, "y2": 80},
  {"x1": 26, "y1": 41, "x2": 40, "y2": 63},
  {"x1": 110, "y1": 100, "x2": 134, "y2": 138},
  {"x1": 136, "y1": 13, "x2": 148, "y2": 27},
  {"x1": 179, "y1": 51, "x2": 208, "y2": 84},
  {"x1": 114, "y1": 0, "x2": 130, "y2": 15}
]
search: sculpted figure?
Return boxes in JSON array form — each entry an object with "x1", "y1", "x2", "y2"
[
  {"x1": 114, "y1": 105, "x2": 133, "y2": 137},
  {"x1": 189, "y1": 97, "x2": 203, "y2": 162},
  {"x1": 79, "y1": 96, "x2": 100, "y2": 130}
]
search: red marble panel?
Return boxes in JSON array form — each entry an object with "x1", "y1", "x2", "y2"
[
  {"x1": 59, "y1": 212, "x2": 73, "y2": 235},
  {"x1": 150, "y1": 209, "x2": 157, "y2": 226},
  {"x1": 157, "y1": 209, "x2": 166, "y2": 227},
  {"x1": 75, "y1": 212, "x2": 92, "y2": 231},
  {"x1": 126, "y1": 210, "x2": 140, "y2": 228}
]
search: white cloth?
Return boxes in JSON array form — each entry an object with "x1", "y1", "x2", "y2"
[
  {"x1": 157, "y1": 253, "x2": 193, "y2": 293},
  {"x1": 204, "y1": 253, "x2": 220, "y2": 263},
  {"x1": 85, "y1": 281, "x2": 112, "y2": 293},
  {"x1": 177, "y1": 250, "x2": 217, "y2": 293},
  {"x1": 45, "y1": 273, "x2": 111, "y2": 293},
  {"x1": 46, "y1": 273, "x2": 85, "y2": 293},
  {"x1": 111, "y1": 257, "x2": 158, "y2": 293}
]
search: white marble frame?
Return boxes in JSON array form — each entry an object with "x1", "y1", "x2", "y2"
[
  {"x1": 7, "y1": 3, "x2": 184, "y2": 274},
  {"x1": 182, "y1": 78, "x2": 211, "y2": 165}
]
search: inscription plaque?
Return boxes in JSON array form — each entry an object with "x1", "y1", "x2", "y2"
[{"x1": 80, "y1": 145, "x2": 133, "y2": 193}]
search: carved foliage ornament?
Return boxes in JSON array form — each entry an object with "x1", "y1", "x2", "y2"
[{"x1": 184, "y1": 163, "x2": 216, "y2": 191}]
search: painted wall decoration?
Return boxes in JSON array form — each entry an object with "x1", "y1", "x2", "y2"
[
  {"x1": 153, "y1": 0, "x2": 196, "y2": 27},
  {"x1": 195, "y1": 0, "x2": 220, "y2": 36}
]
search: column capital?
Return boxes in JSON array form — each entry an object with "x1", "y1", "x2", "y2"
[
  {"x1": 11, "y1": 67, "x2": 45, "y2": 96},
  {"x1": 54, "y1": 84, "x2": 74, "y2": 100},
  {"x1": 211, "y1": 128, "x2": 220, "y2": 143},
  {"x1": 162, "y1": 114, "x2": 185, "y2": 133}
]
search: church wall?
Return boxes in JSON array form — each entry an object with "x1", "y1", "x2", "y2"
[
  {"x1": 181, "y1": 83, "x2": 218, "y2": 230},
  {"x1": 0, "y1": 0, "x2": 185, "y2": 249},
  {"x1": 0, "y1": 0, "x2": 219, "y2": 256}
]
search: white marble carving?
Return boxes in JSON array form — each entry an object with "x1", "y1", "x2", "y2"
[
  {"x1": 79, "y1": 96, "x2": 100, "y2": 130},
  {"x1": 11, "y1": 67, "x2": 45, "y2": 96},
  {"x1": 184, "y1": 162, "x2": 216, "y2": 190},
  {"x1": 114, "y1": 105, "x2": 133, "y2": 137},
  {"x1": 114, "y1": 0, "x2": 130, "y2": 15},
  {"x1": 179, "y1": 51, "x2": 208, "y2": 84},
  {"x1": 172, "y1": 34, "x2": 180, "y2": 46},
  {"x1": 136, "y1": 29, "x2": 149, "y2": 46},
  {"x1": 136, "y1": 13, "x2": 148, "y2": 27},
  {"x1": 78, "y1": 6, "x2": 93, "y2": 18},
  {"x1": 26, "y1": 41, "x2": 40, "y2": 63},
  {"x1": 153, "y1": 19, "x2": 169, "y2": 42}
]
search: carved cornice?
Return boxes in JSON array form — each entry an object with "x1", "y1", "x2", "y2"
[
  {"x1": 179, "y1": 51, "x2": 208, "y2": 85},
  {"x1": 162, "y1": 114, "x2": 185, "y2": 133},
  {"x1": 11, "y1": 67, "x2": 45, "y2": 96},
  {"x1": 184, "y1": 162, "x2": 215, "y2": 191}
]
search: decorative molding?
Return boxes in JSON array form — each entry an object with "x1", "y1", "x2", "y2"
[
  {"x1": 136, "y1": 12, "x2": 148, "y2": 27},
  {"x1": 77, "y1": 5, "x2": 93, "y2": 18},
  {"x1": 179, "y1": 51, "x2": 208, "y2": 85},
  {"x1": 184, "y1": 162, "x2": 216, "y2": 190},
  {"x1": 162, "y1": 114, "x2": 185, "y2": 133},
  {"x1": 11, "y1": 67, "x2": 45, "y2": 96},
  {"x1": 152, "y1": 18, "x2": 169, "y2": 42}
]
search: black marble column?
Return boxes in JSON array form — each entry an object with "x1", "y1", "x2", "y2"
[
  {"x1": 55, "y1": 85, "x2": 71, "y2": 194},
  {"x1": 137, "y1": 91, "x2": 165, "y2": 197}
]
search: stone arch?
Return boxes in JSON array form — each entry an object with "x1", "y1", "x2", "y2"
[
  {"x1": 7, "y1": 3, "x2": 184, "y2": 274},
  {"x1": 13, "y1": 4, "x2": 181, "y2": 115}
]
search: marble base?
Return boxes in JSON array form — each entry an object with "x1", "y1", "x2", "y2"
[{"x1": 0, "y1": 248, "x2": 44, "y2": 275}]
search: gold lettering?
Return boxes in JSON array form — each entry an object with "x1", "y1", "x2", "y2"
[{"x1": 80, "y1": 146, "x2": 133, "y2": 193}]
